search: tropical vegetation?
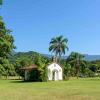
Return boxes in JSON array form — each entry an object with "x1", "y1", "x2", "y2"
[
  {"x1": 7, "y1": 51, "x2": 100, "y2": 80},
  {"x1": 0, "y1": 17, "x2": 16, "y2": 78},
  {"x1": 49, "y1": 35, "x2": 68, "y2": 63}
]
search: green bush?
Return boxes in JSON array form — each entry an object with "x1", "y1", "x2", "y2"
[{"x1": 85, "y1": 68, "x2": 95, "y2": 77}]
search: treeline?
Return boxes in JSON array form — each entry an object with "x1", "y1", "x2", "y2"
[
  {"x1": 7, "y1": 51, "x2": 100, "y2": 79},
  {"x1": 61, "y1": 52, "x2": 100, "y2": 79}
]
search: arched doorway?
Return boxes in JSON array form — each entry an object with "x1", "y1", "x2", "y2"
[{"x1": 52, "y1": 69, "x2": 59, "y2": 81}]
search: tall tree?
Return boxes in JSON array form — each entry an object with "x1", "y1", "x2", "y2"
[
  {"x1": 49, "y1": 35, "x2": 68, "y2": 63},
  {"x1": 0, "y1": 18, "x2": 15, "y2": 58},
  {"x1": 0, "y1": 18, "x2": 15, "y2": 77},
  {"x1": 67, "y1": 52, "x2": 86, "y2": 78}
]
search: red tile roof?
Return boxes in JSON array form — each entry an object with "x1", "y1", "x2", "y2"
[{"x1": 20, "y1": 64, "x2": 37, "y2": 70}]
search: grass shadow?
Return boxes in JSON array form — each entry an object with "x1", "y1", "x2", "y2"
[{"x1": 10, "y1": 80, "x2": 42, "y2": 83}]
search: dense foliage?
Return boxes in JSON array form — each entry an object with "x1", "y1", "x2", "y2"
[
  {"x1": 9, "y1": 51, "x2": 51, "y2": 81},
  {"x1": 63, "y1": 52, "x2": 100, "y2": 78},
  {"x1": 0, "y1": 18, "x2": 15, "y2": 77},
  {"x1": 8, "y1": 51, "x2": 100, "y2": 81}
]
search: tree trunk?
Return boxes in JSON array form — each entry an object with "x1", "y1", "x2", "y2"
[{"x1": 76, "y1": 65, "x2": 80, "y2": 79}]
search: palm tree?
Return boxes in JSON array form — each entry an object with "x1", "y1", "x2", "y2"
[
  {"x1": 49, "y1": 35, "x2": 68, "y2": 63},
  {"x1": 67, "y1": 52, "x2": 86, "y2": 78}
]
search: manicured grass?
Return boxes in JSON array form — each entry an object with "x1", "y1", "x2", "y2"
[{"x1": 0, "y1": 78, "x2": 100, "y2": 100}]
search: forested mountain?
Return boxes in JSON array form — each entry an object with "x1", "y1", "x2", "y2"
[
  {"x1": 10, "y1": 51, "x2": 100, "y2": 61},
  {"x1": 84, "y1": 55, "x2": 100, "y2": 61},
  {"x1": 42, "y1": 54, "x2": 100, "y2": 61},
  {"x1": 62, "y1": 54, "x2": 100, "y2": 61}
]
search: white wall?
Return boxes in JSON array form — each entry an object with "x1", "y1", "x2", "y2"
[{"x1": 47, "y1": 63, "x2": 63, "y2": 81}]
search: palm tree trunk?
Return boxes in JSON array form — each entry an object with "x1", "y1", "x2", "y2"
[
  {"x1": 76, "y1": 64, "x2": 80, "y2": 79},
  {"x1": 76, "y1": 55, "x2": 80, "y2": 79},
  {"x1": 76, "y1": 67, "x2": 79, "y2": 79}
]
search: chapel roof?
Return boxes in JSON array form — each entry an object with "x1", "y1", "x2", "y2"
[{"x1": 20, "y1": 64, "x2": 37, "y2": 70}]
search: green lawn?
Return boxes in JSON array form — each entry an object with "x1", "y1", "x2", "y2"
[{"x1": 0, "y1": 78, "x2": 100, "y2": 100}]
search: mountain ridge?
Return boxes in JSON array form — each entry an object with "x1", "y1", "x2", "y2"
[
  {"x1": 13, "y1": 51, "x2": 100, "y2": 61},
  {"x1": 43, "y1": 54, "x2": 100, "y2": 61}
]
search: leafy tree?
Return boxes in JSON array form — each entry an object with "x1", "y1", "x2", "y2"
[
  {"x1": 0, "y1": 58, "x2": 16, "y2": 78},
  {"x1": 89, "y1": 64, "x2": 97, "y2": 72},
  {"x1": 64, "y1": 63, "x2": 71, "y2": 79},
  {"x1": 49, "y1": 35, "x2": 68, "y2": 63},
  {"x1": 13, "y1": 57, "x2": 33, "y2": 77},
  {"x1": 0, "y1": 18, "x2": 15, "y2": 77},
  {"x1": 90, "y1": 60, "x2": 100, "y2": 72},
  {"x1": 67, "y1": 52, "x2": 86, "y2": 78},
  {"x1": 0, "y1": 64, "x2": 5, "y2": 77},
  {"x1": 0, "y1": 18, "x2": 15, "y2": 58},
  {"x1": 33, "y1": 54, "x2": 50, "y2": 81}
]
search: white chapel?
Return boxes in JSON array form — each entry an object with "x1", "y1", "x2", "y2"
[{"x1": 47, "y1": 62, "x2": 63, "y2": 81}]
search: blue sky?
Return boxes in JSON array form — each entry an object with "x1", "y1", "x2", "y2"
[{"x1": 1, "y1": 0, "x2": 100, "y2": 55}]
